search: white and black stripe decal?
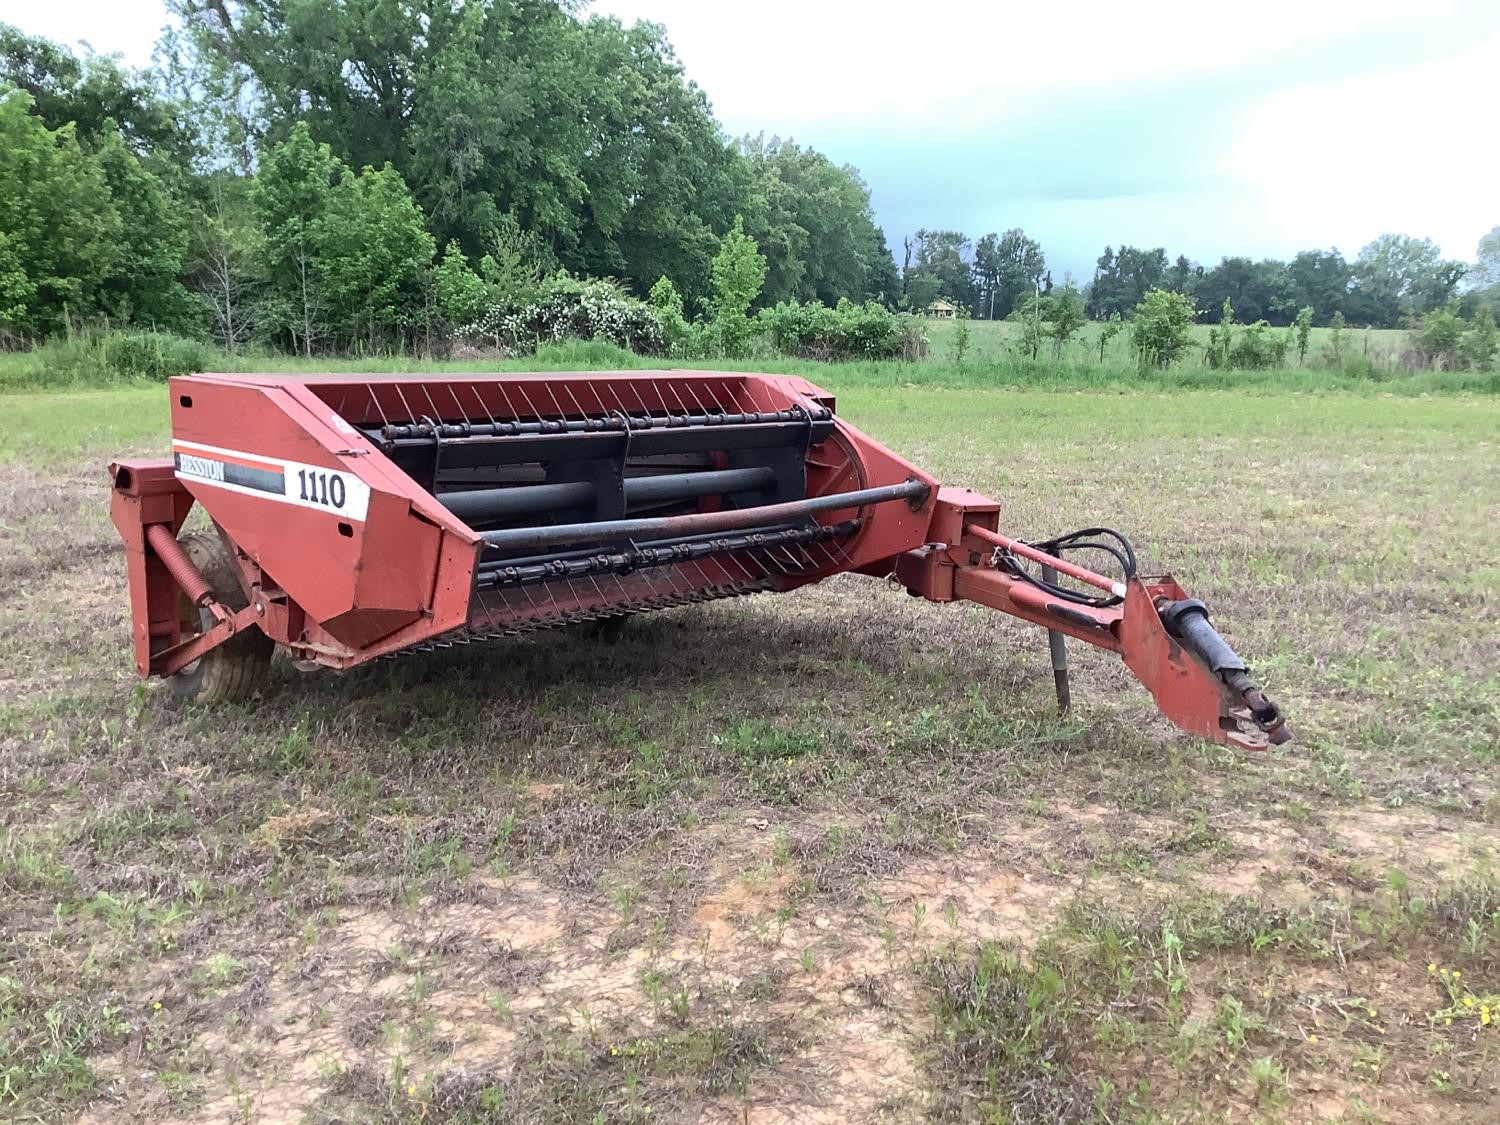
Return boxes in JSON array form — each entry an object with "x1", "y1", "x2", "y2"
[{"x1": 172, "y1": 440, "x2": 371, "y2": 521}]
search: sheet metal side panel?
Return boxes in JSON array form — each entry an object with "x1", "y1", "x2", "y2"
[{"x1": 166, "y1": 377, "x2": 477, "y2": 650}]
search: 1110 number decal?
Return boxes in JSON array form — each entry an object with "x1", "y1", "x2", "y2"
[{"x1": 296, "y1": 468, "x2": 347, "y2": 510}]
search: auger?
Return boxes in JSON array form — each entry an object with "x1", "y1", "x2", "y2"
[{"x1": 110, "y1": 370, "x2": 1287, "y2": 749}]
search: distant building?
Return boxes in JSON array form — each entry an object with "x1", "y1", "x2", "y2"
[{"x1": 927, "y1": 299, "x2": 957, "y2": 319}]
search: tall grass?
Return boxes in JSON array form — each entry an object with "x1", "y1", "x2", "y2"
[{"x1": 3, "y1": 333, "x2": 1496, "y2": 397}]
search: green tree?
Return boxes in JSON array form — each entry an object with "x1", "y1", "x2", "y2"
[
  {"x1": 1048, "y1": 280, "x2": 1086, "y2": 358},
  {"x1": 1417, "y1": 303, "x2": 1464, "y2": 368},
  {"x1": 1292, "y1": 306, "x2": 1314, "y2": 366},
  {"x1": 740, "y1": 135, "x2": 894, "y2": 308},
  {"x1": 1194, "y1": 257, "x2": 1297, "y2": 325},
  {"x1": 1347, "y1": 234, "x2": 1467, "y2": 326},
  {"x1": 1475, "y1": 226, "x2": 1500, "y2": 288},
  {"x1": 903, "y1": 266, "x2": 942, "y2": 313},
  {"x1": 1095, "y1": 312, "x2": 1124, "y2": 362},
  {"x1": 478, "y1": 213, "x2": 549, "y2": 308},
  {"x1": 1015, "y1": 293, "x2": 1045, "y2": 362},
  {"x1": 1088, "y1": 245, "x2": 1168, "y2": 319},
  {"x1": 1206, "y1": 299, "x2": 1234, "y2": 369},
  {"x1": 170, "y1": 2, "x2": 758, "y2": 310},
  {"x1": 0, "y1": 88, "x2": 119, "y2": 336},
  {"x1": 251, "y1": 122, "x2": 342, "y2": 354},
  {"x1": 973, "y1": 228, "x2": 1045, "y2": 320},
  {"x1": 951, "y1": 308, "x2": 971, "y2": 363},
  {"x1": 93, "y1": 127, "x2": 195, "y2": 330},
  {"x1": 0, "y1": 23, "x2": 197, "y2": 167},
  {"x1": 648, "y1": 274, "x2": 692, "y2": 355},
  {"x1": 317, "y1": 165, "x2": 437, "y2": 349},
  {"x1": 186, "y1": 177, "x2": 260, "y2": 350},
  {"x1": 904, "y1": 229, "x2": 975, "y2": 312},
  {"x1": 1130, "y1": 288, "x2": 1195, "y2": 368},
  {"x1": 1326, "y1": 310, "x2": 1347, "y2": 366},
  {"x1": 1462, "y1": 306, "x2": 1498, "y2": 370},
  {"x1": 1287, "y1": 249, "x2": 1350, "y2": 324},
  {"x1": 1165, "y1": 254, "x2": 1199, "y2": 297},
  {"x1": 709, "y1": 216, "x2": 766, "y2": 357},
  {"x1": 433, "y1": 241, "x2": 491, "y2": 327}
]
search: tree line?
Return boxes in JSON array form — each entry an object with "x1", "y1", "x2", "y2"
[
  {"x1": 0, "y1": 7, "x2": 895, "y2": 349},
  {"x1": 899, "y1": 230, "x2": 1491, "y2": 329},
  {"x1": 3, "y1": 3, "x2": 1497, "y2": 357}
]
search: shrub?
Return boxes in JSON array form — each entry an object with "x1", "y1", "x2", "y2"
[
  {"x1": 0, "y1": 329, "x2": 219, "y2": 387},
  {"x1": 1205, "y1": 300, "x2": 1234, "y2": 369},
  {"x1": 648, "y1": 275, "x2": 693, "y2": 357},
  {"x1": 756, "y1": 298, "x2": 923, "y2": 361},
  {"x1": 433, "y1": 242, "x2": 492, "y2": 327},
  {"x1": 709, "y1": 217, "x2": 767, "y2": 358},
  {"x1": 106, "y1": 331, "x2": 216, "y2": 380},
  {"x1": 1131, "y1": 289, "x2": 1196, "y2": 368},
  {"x1": 460, "y1": 275, "x2": 666, "y2": 355},
  {"x1": 1463, "y1": 306, "x2": 1498, "y2": 370},
  {"x1": 1417, "y1": 304, "x2": 1465, "y2": 369},
  {"x1": 1227, "y1": 321, "x2": 1289, "y2": 369}
]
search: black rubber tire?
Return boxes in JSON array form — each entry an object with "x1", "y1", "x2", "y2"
[{"x1": 169, "y1": 531, "x2": 274, "y2": 703}]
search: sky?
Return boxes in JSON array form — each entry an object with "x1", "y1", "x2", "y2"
[{"x1": 10, "y1": 0, "x2": 1500, "y2": 280}]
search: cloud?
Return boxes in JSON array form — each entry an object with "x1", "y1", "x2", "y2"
[
  {"x1": 597, "y1": 0, "x2": 1500, "y2": 275},
  {"x1": 17, "y1": 0, "x2": 1500, "y2": 278}
]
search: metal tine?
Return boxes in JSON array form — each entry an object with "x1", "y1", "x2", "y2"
[
  {"x1": 806, "y1": 538, "x2": 852, "y2": 577},
  {"x1": 767, "y1": 543, "x2": 812, "y2": 575},
  {"x1": 491, "y1": 380, "x2": 525, "y2": 426},
  {"x1": 462, "y1": 382, "x2": 497, "y2": 429},
  {"x1": 557, "y1": 381, "x2": 596, "y2": 430},
  {"x1": 581, "y1": 571, "x2": 615, "y2": 615},
  {"x1": 643, "y1": 374, "x2": 684, "y2": 418},
  {"x1": 804, "y1": 535, "x2": 850, "y2": 571},
  {"x1": 389, "y1": 381, "x2": 421, "y2": 429},
  {"x1": 367, "y1": 382, "x2": 392, "y2": 431},
  {"x1": 417, "y1": 382, "x2": 446, "y2": 432},
  {"x1": 536, "y1": 379, "x2": 573, "y2": 428},
  {"x1": 445, "y1": 382, "x2": 484, "y2": 431},
  {"x1": 672, "y1": 375, "x2": 712, "y2": 417},
  {"x1": 592, "y1": 377, "x2": 634, "y2": 424}
]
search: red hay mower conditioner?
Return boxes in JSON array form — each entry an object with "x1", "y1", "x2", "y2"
[{"x1": 110, "y1": 371, "x2": 1288, "y2": 750}]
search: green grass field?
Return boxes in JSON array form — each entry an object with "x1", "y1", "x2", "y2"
[
  {"x1": 1, "y1": 373, "x2": 1496, "y2": 1121},
  {"x1": 919, "y1": 316, "x2": 1415, "y2": 369}
]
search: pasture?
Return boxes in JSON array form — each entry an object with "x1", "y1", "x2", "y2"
[
  {"x1": 2, "y1": 377, "x2": 1497, "y2": 1122},
  {"x1": 920, "y1": 316, "x2": 1415, "y2": 370}
]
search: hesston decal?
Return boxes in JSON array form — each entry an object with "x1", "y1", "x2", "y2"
[{"x1": 171, "y1": 440, "x2": 371, "y2": 520}]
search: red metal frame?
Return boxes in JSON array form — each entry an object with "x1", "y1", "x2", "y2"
[{"x1": 109, "y1": 370, "x2": 1286, "y2": 750}]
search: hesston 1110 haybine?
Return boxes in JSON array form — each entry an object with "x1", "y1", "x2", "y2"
[{"x1": 110, "y1": 371, "x2": 1288, "y2": 750}]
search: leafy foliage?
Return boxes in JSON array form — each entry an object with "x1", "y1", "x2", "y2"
[
  {"x1": 1130, "y1": 289, "x2": 1196, "y2": 368},
  {"x1": 1088, "y1": 245, "x2": 1168, "y2": 320},
  {"x1": 1227, "y1": 321, "x2": 1290, "y2": 370},
  {"x1": 0, "y1": 90, "x2": 120, "y2": 337},
  {"x1": 1048, "y1": 281, "x2": 1086, "y2": 358},
  {"x1": 709, "y1": 217, "x2": 767, "y2": 357},
  {"x1": 903, "y1": 230, "x2": 975, "y2": 313},
  {"x1": 1095, "y1": 313, "x2": 1124, "y2": 362},
  {"x1": 648, "y1": 275, "x2": 693, "y2": 356},
  {"x1": 1462, "y1": 306, "x2": 1498, "y2": 371},
  {"x1": 1292, "y1": 306, "x2": 1314, "y2": 365},
  {"x1": 105, "y1": 330, "x2": 216, "y2": 380},
  {"x1": 973, "y1": 229, "x2": 1044, "y2": 319},
  {"x1": 741, "y1": 136, "x2": 894, "y2": 308},
  {"x1": 460, "y1": 275, "x2": 666, "y2": 356},
  {"x1": 1347, "y1": 234, "x2": 1467, "y2": 326},
  {"x1": 756, "y1": 299, "x2": 923, "y2": 361},
  {"x1": 433, "y1": 242, "x2": 492, "y2": 329}
]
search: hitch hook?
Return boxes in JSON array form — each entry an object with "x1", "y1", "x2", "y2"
[{"x1": 1156, "y1": 597, "x2": 1289, "y2": 745}]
